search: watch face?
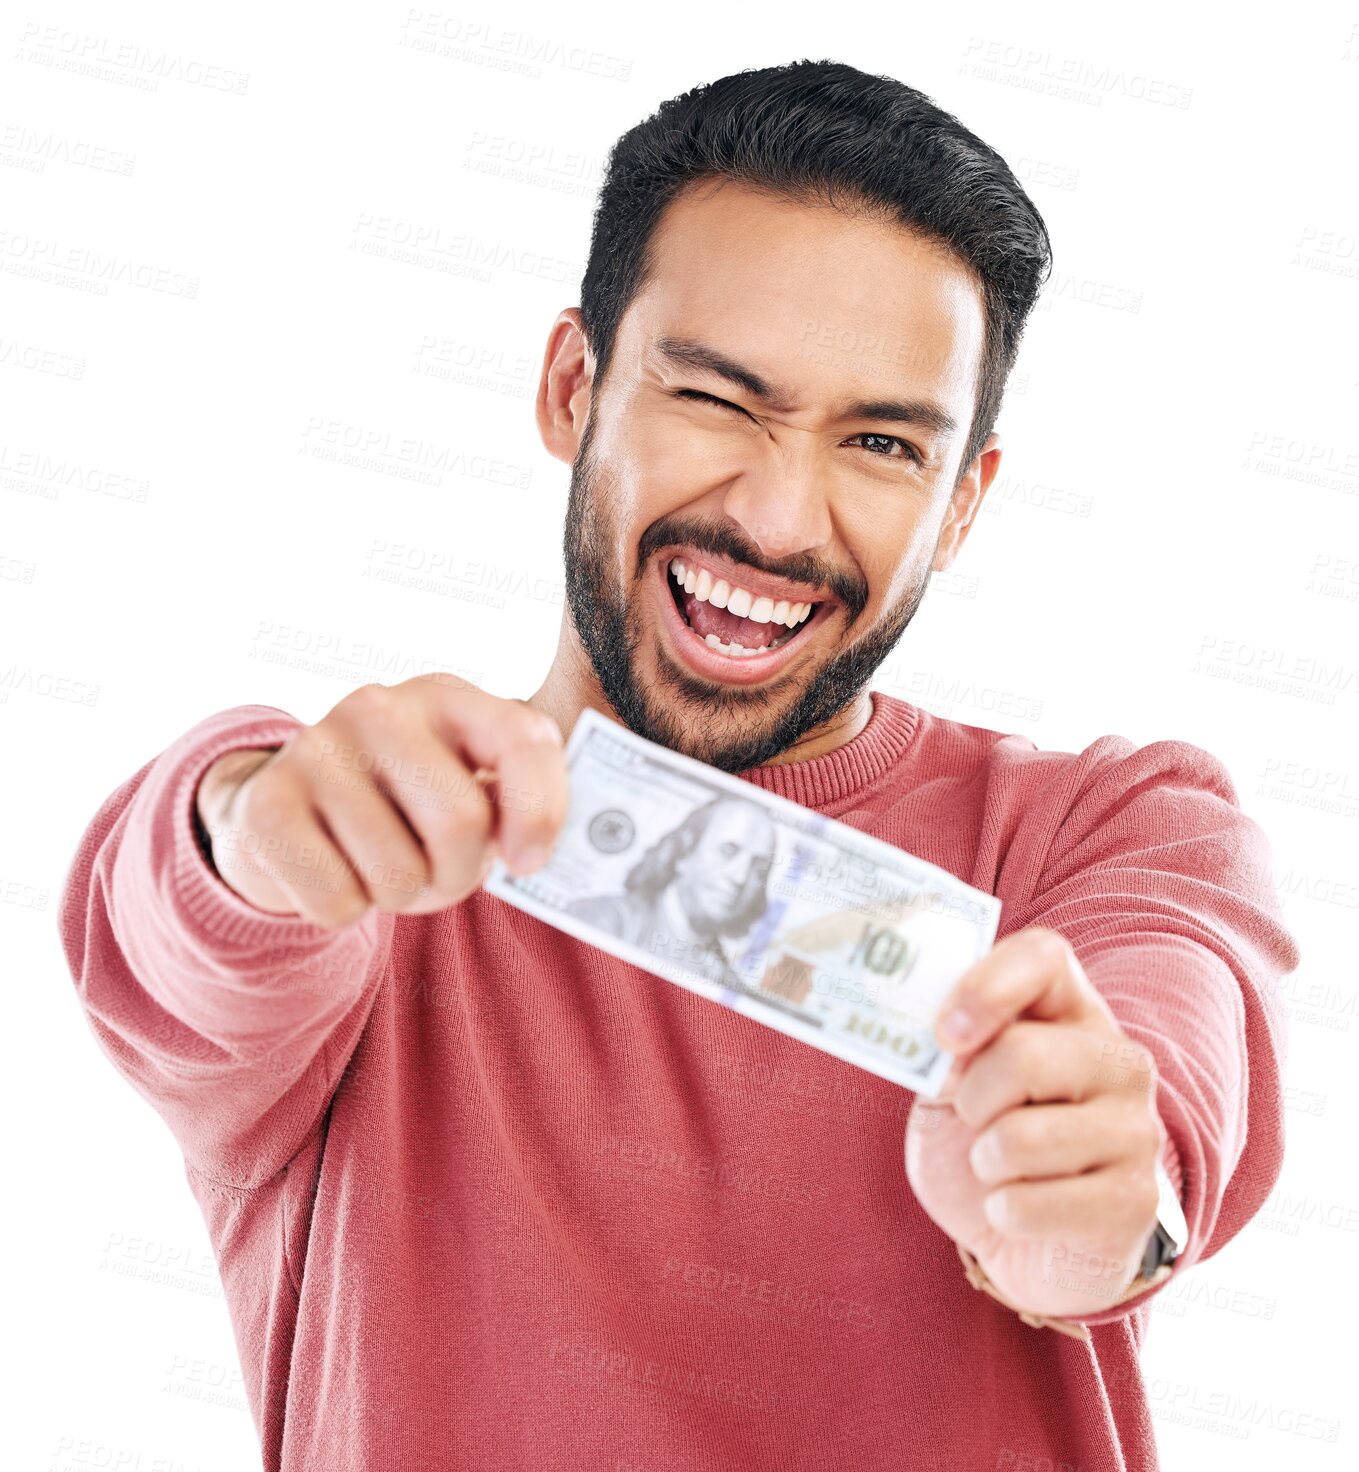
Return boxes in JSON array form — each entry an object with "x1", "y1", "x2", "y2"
[{"x1": 1140, "y1": 1222, "x2": 1177, "y2": 1278}]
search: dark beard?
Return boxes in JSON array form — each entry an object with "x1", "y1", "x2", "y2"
[{"x1": 562, "y1": 418, "x2": 930, "y2": 772}]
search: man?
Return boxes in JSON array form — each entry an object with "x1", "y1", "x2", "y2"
[
  {"x1": 566, "y1": 794, "x2": 776, "y2": 988},
  {"x1": 58, "y1": 60, "x2": 1298, "y2": 1470}
]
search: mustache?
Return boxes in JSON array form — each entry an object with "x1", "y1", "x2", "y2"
[{"x1": 635, "y1": 513, "x2": 868, "y2": 622}]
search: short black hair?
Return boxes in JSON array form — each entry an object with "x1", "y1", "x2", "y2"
[{"x1": 579, "y1": 58, "x2": 1053, "y2": 478}]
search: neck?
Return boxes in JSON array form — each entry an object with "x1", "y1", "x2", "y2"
[{"x1": 526, "y1": 614, "x2": 873, "y2": 771}]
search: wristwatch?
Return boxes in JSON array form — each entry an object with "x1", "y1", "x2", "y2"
[
  {"x1": 956, "y1": 1158, "x2": 1187, "y2": 1343},
  {"x1": 1138, "y1": 1157, "x2": 1188, "y2": 1278}
]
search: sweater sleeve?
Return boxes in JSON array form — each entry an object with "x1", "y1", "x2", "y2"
[
  {"x1": 57, "y1": 704, "x2": 395, "y2": 1192},
  {"x1": 1001, "y1": 734, "x2": 1301, "y2": 1328}
]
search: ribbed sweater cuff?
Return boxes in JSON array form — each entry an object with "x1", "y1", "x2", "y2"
[{"x1": 168, "y1": 706, "x2": 345, "y2": 946}]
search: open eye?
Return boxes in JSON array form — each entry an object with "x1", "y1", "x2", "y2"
[{"x1": 848, "y1": 432, "x2": 924, "y2": 467}]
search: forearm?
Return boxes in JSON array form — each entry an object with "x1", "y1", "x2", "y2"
[{"x1": 58, "y1": 706, "x2": 392, "y2": 1188}]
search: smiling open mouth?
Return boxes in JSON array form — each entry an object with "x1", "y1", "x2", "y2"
[{"x1": 665, "y1": 556, "x2": 822, "y2": 657}]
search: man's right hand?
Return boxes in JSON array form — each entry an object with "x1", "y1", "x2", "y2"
[{"x1": 193, "y1": 676, "x2": 568, "y2": 927}]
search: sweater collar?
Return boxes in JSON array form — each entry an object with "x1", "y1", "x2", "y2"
[{"x1": 735, "y1": 690, "x2": 920, "y2": 811}]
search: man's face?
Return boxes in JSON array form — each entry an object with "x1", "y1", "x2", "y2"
[
  {"x1": 673, "y1": 799, "x2": 775, "y2": 932},
  {"x1": 560, "y1": 177, "x2": 991, "y2": 771}
]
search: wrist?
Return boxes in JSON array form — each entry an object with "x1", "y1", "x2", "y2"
[
  {"x1": 192, "y1": 745, "x2": 282, "y2": 883},
  {"x1": 957, "y1": 1158, "x2": 1187, "y2": 1338},
  {"x1": 196, "y1": 746, "x2": 279, "y2": 826},
  {"x1": 955, "y1": 1240, "x2": 1173, "y2": 1342}
]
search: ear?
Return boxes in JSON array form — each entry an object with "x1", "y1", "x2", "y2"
[
  {"x1": 536, "y1": 307, "x2": 594, "y2": 466},
  {"x1": 933, "y1": 432, "x2": 1002, "y2": 572}
]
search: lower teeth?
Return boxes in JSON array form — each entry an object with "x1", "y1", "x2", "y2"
[{"x1": 702, "y1": 630, "x2": 792, "y2": 658}]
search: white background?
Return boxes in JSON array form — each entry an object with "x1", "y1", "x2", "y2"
[{"x1": 5, "y1": 1, "x2": 1357, "y2": 1466}]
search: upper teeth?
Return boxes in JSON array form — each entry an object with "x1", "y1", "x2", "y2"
[{"x1": 668, "y1": 558, "x2": 814, "y2": 628}]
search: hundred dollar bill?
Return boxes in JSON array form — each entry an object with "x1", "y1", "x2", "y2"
[{"x1": 483, "y1": 707, "x2": 1001, "y2": 1096}]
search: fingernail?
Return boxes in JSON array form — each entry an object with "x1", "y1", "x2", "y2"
[
  {"x1": 513, "y1": 844, "x2": 550, "y2": 874},
  {"x1": 969, "y1": 1133, "x2": 998, "y2": 1179},
  {"x1": 940, "y1": 1008, "x2": 973, "y2": 1046}
]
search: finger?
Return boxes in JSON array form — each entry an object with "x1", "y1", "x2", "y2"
[
  {"x1": 968, "y1": 1096, "x2": 1158, "y2": 1187},
  {"x1": 413, "y1": 681, "x2": 567, "y2": 873},
  {"x1": 933, "y1": 928, "x2": 1112, "y2": 1057},
  {"x1": 414, "y1": 677, "x2": 563, "y2": 772},
  {"x1": 310, "y1": 767, "x2": 436, "y2": 914},
  {"x1": 928, "y1": 1054, "x2": 967, "y2": 1107},
  {"x1": 478, "y1": 735, "x2": 569, "y2": 875},
  {"x1": 242, "y1": 799, "x2": 373, "y2": 929},
  {"x1": 321, "y1": 683, "x2": 500, "y2": 899},
  {"x1": 982, "y1": 1160, "x2": 1161, "y2": 1246},
  {"x1": 333, "y1": 721, "x2": 502, "y2": 906},
  {"x1": 951, "y1": 1021, "x2": 1100, "y2": 1133}
]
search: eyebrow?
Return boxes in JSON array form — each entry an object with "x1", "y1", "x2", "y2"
[{"x1": 654, "y1": 335, "x2": 959, "y2": 440}]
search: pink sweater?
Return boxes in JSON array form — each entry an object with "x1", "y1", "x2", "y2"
[{"x1": 58, "y1": 691, "x2": 1299, "y2": 1471}]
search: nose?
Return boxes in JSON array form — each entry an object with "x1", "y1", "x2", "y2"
[
  {"x1": 719, "y1": 422, "x2": 834, "y2": 561},
  {"x1": 719, "y1": 851, "x2": 758, "y2": 888}
]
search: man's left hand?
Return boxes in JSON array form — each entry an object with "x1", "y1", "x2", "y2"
[{"x1": 905, "y1": 926, "x2": 1168, "y2": 1320}]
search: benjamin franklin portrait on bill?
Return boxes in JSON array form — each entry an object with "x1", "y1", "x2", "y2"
[{"x1": 566, "y1": 794, "x2": 776, "y2": 986}]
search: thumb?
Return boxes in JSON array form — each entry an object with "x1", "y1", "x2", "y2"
[{"x1": 924, "y1": 1053, "x2": 965, "y2": 1109}]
